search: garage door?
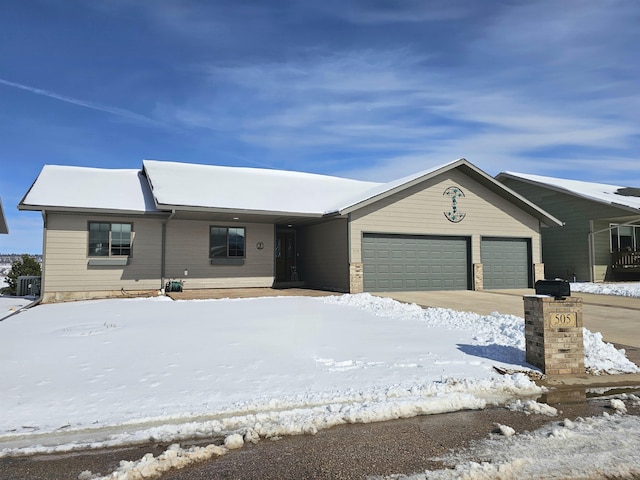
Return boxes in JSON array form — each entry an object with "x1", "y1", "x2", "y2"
[
  {"x1": 362, "y1": 234, "x2": 470, "y2": 292},
  {"x1": 481, "y1": 238, "x2": 530, "y2": 289}
]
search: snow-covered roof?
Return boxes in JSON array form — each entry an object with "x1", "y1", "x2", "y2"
[
  {"x1": 142, "y1": 159, "x2": 381, "y2": 215},
  {"x1": 19, "y1": 165, "x2": 158, "y2": 213},
  {"x1": 19, "y1": 160, "x2": 561, "y2": 226},
  {"x1": 0, "y1": 197, "x2": 8, "y2": 234},
  {"x1": 498, "y1": 172, "x2": 640, "y2": 213}
]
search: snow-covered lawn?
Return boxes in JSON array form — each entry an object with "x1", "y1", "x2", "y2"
[
  {"x1": 571, "y1": 281, "x2": 640, "y2": 298},
  {"x1": 0, "y1": 295, "x2": 32, "y2": 317},
  {"x1": 1, "y1": 293, "x2": 637, "y2": 465}
]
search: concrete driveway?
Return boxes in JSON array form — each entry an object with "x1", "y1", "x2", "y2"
[{"x1": 376, "y1": 289, "x2": 640, "y2": 364}]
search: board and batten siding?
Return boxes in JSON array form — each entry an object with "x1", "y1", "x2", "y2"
[
  {"x1": 499, "y1": 178, "x2": 635, "y2": 282},
  {"x1": 349, "y1": 169, "x2": 542, "y2": 267},
  {"x1": 42, "y1": 213, "x2": 163, "y2": 299},
  {"x1": 164, "y1": 220, "x2": 275, "y2": 289},
  {"x1": 297, "y1": 218, "x2": 349, "y2": 292}
]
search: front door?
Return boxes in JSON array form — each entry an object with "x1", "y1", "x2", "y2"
[{"x1": 276, "y1": 230, "x2": 297, "y2": 282}]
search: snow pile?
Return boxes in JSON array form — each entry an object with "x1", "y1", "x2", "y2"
[
  {"x1": 583, "y1": 330, "x2": 640, "y2": 374},
  {"x1": 382, "y1": 398, "x2": 640, "y2": 479},
  {"x1": 78, "y1": 442, "x2": 228, "y2": 480},
  {"x1": 571, "y1": 282, "x2": 640, "y2": 298},
  {"x1": 0, "y1": 294, "x2": 637, "y2": 458},
  {"x1": 506, "y1": 399, "x2": 558, "y2": 416}
]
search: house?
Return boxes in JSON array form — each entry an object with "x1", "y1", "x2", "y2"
[
  {"x1": 0, "y1": 197, "x2": 8, "y2": 234},
  {"x1": 19, "y1": 158, "x2": 561, "y2": 303},
  {"x1": 496, "y1": 172, "x2": 640, "y2": 283}
]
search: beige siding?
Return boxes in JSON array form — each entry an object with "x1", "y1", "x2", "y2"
[
  {"x1": 43, "y1": 213, "x2": 163, "y2": 295},
  {"x1": 165, "y1": 220, "x2": 274, "y2": 289},
  {"x1": 298, "y1": 219, "x2": 349, "y2": 291},
  {"x1": 350, "y1": 169, "x2": 542, "y2": 265}
]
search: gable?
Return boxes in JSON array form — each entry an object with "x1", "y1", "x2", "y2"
[{"x1": 350, "y1": 168, "x2": 543, "y2": 233}]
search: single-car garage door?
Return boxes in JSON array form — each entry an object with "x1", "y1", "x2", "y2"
[
  {"x1": 481, "y1": 237, "x2": 531, "y2": 289},
  {"x1": 362, "y1": 234, "x2": 470, "y2": 292}
]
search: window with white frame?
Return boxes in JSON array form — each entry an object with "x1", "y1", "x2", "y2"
[
  {"x1": 88, "y1": 222, "x2": 132, "y2": 257},
  {"x1": 610, "y1": 223, "x2": 640, "y2": 252},
  {"x1": 210, "y1": 226, "x2": 245, "y2": 258}
]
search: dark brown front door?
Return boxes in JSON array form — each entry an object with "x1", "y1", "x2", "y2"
[{"x1": 276, "y1": 230, "x2": 296, "y2": 282}]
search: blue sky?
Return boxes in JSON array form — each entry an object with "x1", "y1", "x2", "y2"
[{"x1": 1, "y1": 0, "x2": 639, "y2": 254}]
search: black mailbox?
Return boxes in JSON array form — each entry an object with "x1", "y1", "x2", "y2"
[{"x1": 535, "y1": 279, "x2": 571, "y2": 298}]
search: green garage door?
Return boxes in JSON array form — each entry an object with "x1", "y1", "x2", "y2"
[
  {"x1": 481, "y1": 237, "x2": 531, "y2": 289},
  {"x1": 362, "y1": 234, "x2": 470, "y2": 292}
]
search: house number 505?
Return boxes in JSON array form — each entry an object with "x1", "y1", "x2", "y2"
[{"x1": 549, "y1": 312, "x2": 577, "y2": 327}]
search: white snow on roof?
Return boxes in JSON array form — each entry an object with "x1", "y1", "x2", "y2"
[
  {"x1": 143, "y1": 159, "x2": 381, "y2": 215},
  {"x1": 21, "y1": 165, "x2": 158, "y2": 212},
  {"x1": 503, "y1": 172, "x2": 640, "y2": 212}
]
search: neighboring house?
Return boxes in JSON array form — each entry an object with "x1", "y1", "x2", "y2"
[
  {"x1": 496, "y1": 172, "x2": 640, "y2": 283},
  {"x1": 19, "y1": 158, "x2": 561, "y2": 303},
  {"x1": 0, "y1": 197, "x2": 8, "y2": 234}
]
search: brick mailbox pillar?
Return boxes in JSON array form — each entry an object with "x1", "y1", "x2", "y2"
[{"x1": 524, "y1": 296, "x2": 584, "y2": 375}]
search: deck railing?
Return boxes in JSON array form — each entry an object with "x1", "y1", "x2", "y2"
[{"x1": 612, "y1": 249, "x2": 640, "y2": 269}]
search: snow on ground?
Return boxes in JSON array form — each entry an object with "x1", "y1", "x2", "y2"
[
  {"x1": 380, "y1": 403, "x2": 640, "y2": 479},
  {"x1": 0, "y1": 293, "x2": 637, "y2": 464},
  {"x1": 571, "y1": 281, "x2": 640, "y2": 297},
  {"x1": 0, "y1": 295, "x2": 32, "y2": 318}
]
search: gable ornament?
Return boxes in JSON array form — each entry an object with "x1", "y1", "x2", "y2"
[{"x1": 443, "y1": 186, "x2": 466, "y2": 223}]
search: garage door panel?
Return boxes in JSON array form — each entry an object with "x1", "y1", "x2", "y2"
[
  {"x1": 481, "y1": 238, "x2": 530, "y2": 289},
  {"x1": 363, "y1": 234, "x2": 469, "y2": 292}
]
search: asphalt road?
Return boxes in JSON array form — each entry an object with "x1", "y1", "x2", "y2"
[{"x1": 2, "y1": 396, "x2": 637, "y2": 480}]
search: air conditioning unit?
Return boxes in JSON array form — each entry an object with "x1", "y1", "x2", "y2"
[{"x1": 17, "y1": 276, "x2": 41, "y2": 297}]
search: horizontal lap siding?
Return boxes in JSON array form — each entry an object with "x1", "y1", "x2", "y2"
[
  {"x1": 165, "y1": 220, "x2": 274, "y2": 288},
  {"x1": 44, "y1": 213, "x2": 162, "y2": 292},
  {"x1": 499, "y1": 178, "x2": 633, "y2": 282},
  {"x1": 350, "y1": 169, "x2": 542, "y2": 265}
]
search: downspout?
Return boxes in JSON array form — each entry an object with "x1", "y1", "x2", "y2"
[
  {"x1": 161, "y1": 210, "x2": 176, "y2": 291},
  {"x1": 588, "y1": 220, "x2": 595, "y2": 283}
]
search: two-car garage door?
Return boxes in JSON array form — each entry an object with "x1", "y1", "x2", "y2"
[
  {"x1": 362, "y1": 234, "x2": 531, "y2": 292},
  {"x1": 362, "y1": 234, "x2": 470, "y2": 292}
]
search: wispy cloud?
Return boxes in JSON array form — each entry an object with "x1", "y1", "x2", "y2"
[{"x1": 0, "y1": 78, "x2": 165, "y2": 128}]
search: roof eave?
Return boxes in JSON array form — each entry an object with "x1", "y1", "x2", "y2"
[
  {"x1": 17, "y1": 204, "x2": 164, "y2": 216},
  {"x1": 496, "y1": 172, "x2": 640, "y2": 217},
  {"x1": 154, "y1": 202, "x2": 325, "y2": 219}
]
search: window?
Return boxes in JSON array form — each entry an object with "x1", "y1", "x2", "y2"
[
  {"x1": 89, "y1": 222, "x2": 132, "y2": 257},
  {"x1": 610, "y1": 223, "x2": 640, "y2": 252},
  {"x1": 210, "y1": 226, "x2": 245, "y2": 258}
]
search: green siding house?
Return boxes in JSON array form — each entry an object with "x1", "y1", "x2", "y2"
[{"x1": 496, "y1": 172, "x2": 640, "y2": 283}]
